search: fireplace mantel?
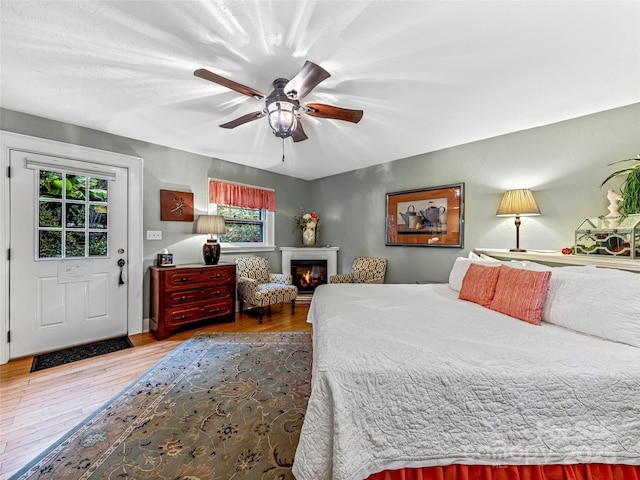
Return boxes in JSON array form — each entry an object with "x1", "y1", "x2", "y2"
[{"x1": 280, "y1": 247, "x2": 339, "y2": 300}]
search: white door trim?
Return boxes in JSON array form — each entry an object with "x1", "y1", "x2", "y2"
[{"x1": 0, "y1": 131, "x2": 143, "y2": 364}]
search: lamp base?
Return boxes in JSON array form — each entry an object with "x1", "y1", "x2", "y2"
[
  {"x1": 203, "y1": 239, "x2": 221, "y2": 265},
  {"x1": 509, "y1": 248, "x2": 527, "y2": 252}
]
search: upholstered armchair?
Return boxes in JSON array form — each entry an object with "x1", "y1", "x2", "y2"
[
  {"x1": 330, "y1": 256, "x2": 388, "y2": 284},
  {"x1": 235, "y1": 256, "x2": 298, "y2": 324}
]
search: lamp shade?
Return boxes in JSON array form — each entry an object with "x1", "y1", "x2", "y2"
[
  {"x1": 496, "y1": 189, "x2": 541, "y2": 216},
  {"x1": 195, "y1": 215, "x2": 226, "y2": 235}
]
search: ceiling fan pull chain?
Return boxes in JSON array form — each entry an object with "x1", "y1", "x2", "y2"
[{"x1": 282, "y1": 138, "x2": 285, "y2": 162}]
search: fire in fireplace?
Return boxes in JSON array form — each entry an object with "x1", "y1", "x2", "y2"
[{"x1": 291, "y1": 259, "x2": 327, "y2": 293}]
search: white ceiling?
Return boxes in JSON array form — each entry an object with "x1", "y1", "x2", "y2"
[{"x1": 1, "y1": 1, "x2": 639, "y2": 181}]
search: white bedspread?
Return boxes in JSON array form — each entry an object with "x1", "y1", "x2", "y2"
[{"x1": 292, "y1": 284, "x2": 640, "y2": 480}]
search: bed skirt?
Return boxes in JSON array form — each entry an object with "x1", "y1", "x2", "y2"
[{"x1": 366, "y1": 464, "x2": 640, "y2": 480}]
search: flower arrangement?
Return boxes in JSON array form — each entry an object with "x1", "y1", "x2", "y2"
[
  {"x1": 295, "y1": 208, "x2": 319, "y2": 246},
  {"x1": 295, "y1": 209, "x2": 319, "y2": 231}
]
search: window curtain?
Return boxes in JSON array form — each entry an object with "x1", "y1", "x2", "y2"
[
  {"x1": 366, "y1": 464, "x2": 640, "y2": 480},
  {"x1": 209, "y1": 180, "x2": 276, "y2": 211}
]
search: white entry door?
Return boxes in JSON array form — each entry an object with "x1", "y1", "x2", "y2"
[{"x1": 9, "y1": 151, "x2": 129, "y2": 358}]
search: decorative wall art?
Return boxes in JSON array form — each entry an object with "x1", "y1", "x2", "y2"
[
  {"x1": 160, "y1": 189, "x2": 194, "y2": 221},
  {"x1": 386, "y1": 183, "x2": 464, "y2": 247}
]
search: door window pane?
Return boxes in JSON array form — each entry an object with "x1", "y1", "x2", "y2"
[
  {"x1": 37, "y1": 171, "x2": 110, "y2": 259},
  {"x1": 39, "y1": 201, "x2": 62, "y2": 228},
  {"x1": 39, "y1": 231, "x2": 62, "y2": 258},
  {"x1": 39, "y1": 171, "x2": 63, "y2": 199},
  {"x1": 66, "y1": 175, "x2": 86, "y2": 200},
  {"x1": 66, "y1": 203, "x2": 85, "y2": 228},
  {"x1": 89, "y1": 178, "x2": 108, "y2": 201},
  {"x1": 66, "y1": 231, "x2": 86, "y2": 257},
  {"x1": 89, "y1": 232, "x2": 108, "y2": 256},
  {"x1": 89, "y1": 204, "x2": 108, "y2": 229}
]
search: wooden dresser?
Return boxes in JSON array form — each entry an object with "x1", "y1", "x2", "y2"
[{"x1": 150, "y1": 263, "x2": 236, "y2": 340}]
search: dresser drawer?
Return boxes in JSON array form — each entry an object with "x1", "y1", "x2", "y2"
[
  {"x1": 165, "y1": 266, "x2": 235, "y2": 288},
  {"x1": 165, "y1": 284, "x2": 233, "y2": 306},
  {"x1": 165, "y1": 299, "x2": 234, "y2": 327}
]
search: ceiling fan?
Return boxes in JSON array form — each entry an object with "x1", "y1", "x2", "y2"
[{"x1": 194, "y1": 61, "x2": 363, "y2": 142}]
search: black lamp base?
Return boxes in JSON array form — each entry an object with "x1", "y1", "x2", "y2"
[
  {"x1": 509, "y1": 248, "x2": 527, "y2": 252},
  {"x1": 203, "y1": 239, "x2": 221, "y2": 265}
]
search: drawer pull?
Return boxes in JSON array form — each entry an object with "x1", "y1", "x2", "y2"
[
  {"x1": 174, "y1": 277, "x2": 194, "y2": 283},
  {"x1": 174, "y1": 314, "x2": 191, "y2": 321}
]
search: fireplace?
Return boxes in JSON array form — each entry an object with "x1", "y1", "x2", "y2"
[
  {"x1": 280, "y1": 247, "x2": 339, "y2": 302},
  {"x1": 291, "y1": 259, "x2": 327, "y2": 293}
]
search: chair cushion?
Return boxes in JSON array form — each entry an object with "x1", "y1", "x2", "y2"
[{"x1": 252, "y1": 284, "x2": 298, "y2": 307}]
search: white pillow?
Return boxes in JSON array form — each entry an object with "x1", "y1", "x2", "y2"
[
  {"x1": 542, "y1": 269, "x2": 640, "y2": 347},
  {"x1": 448, "y1": 256, "x2": 500, "y2": 291}
]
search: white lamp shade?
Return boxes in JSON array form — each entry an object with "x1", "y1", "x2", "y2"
[
  {"x1": 496, "y1": 189, "x2": 541, "y2": 216},
  {"x1": 195, "y1": 215, "x2": 226, "y2": 234}
]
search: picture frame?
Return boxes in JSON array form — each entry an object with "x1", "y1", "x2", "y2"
[
  {"x1": 157, "y1": 253, "x2": 174, "y2": 266},
  {"x1": 160, "y1": 189, "x2": 194, "y2": 222},
  {"x1": 386, "y1": 183, "x2": 464, "y2": 247}
]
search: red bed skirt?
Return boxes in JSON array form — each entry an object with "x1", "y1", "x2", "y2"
[{"x1": 366, "y1": 464, "x2": 640, "y2": 480}]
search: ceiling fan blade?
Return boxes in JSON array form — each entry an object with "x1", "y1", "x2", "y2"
[
  {"x1": 305, "y1": 103, "x2": 364, "y2": 124},
  {"x1": 219, "y1": 111, "x2": 265, "y2": 129},
  {"x1": 284, "y1": 61, "x2": 330, "y2": 99},
  {"x1": 194, "y1": 68, "x2": 264, "y2": 99},
  {"x1": 291, "y1": 121, "x2": 308, "y2": 142}
]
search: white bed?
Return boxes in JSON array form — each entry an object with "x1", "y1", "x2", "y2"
[{"x1": 292, "y1": 267, "x2": 640, "y2": 480}]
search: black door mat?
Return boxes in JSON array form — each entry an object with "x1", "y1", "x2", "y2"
[{"x1": 31, "y1": 336, "x2": 134, "y2": 372}]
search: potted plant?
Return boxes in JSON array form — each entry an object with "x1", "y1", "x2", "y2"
[{"x1": 601, "y1": 154, "x2": 640, "y2": 214}]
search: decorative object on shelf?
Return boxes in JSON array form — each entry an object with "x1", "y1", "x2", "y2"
[
  {"x1": 195, "y1": 214, "x2": 226, "y2": 265},
  {"x1": 605, "y1": 189, "x2": 624, "y2": 227},
  {"x1": 160, "y1": 189, "x2": 194, "y2": 221},
  {"x1": 157, "y1": 251, "x2": 174, "y2": 266},
  {"x1": 295, "y1": 208, "x2": 319, "y2": 247},
  {"x1": 386, "y1": 183, "x2": 464, "y2": 247},
  {"x1": 496, "y1": 188, "x2": 540, "y2": 252},
  {"x1": 574, "y1": 214, "x2": 640, "y2": 258},
  {"x1": 600, "y1": 154, "x2": 640, "y2": 215},
  {"x1": 606, "y1": 189, "x2": 624, "y2": 217}
]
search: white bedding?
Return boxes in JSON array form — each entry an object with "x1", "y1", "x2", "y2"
[{"x1": 292, "y1": 283, "x2": 640, "y2": 480}]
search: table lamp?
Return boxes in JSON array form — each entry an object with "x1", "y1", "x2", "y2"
[
  {"x1": 496, "y1": 189, "x2": 540, "y2": 252},
  {"x1": 195, "y1": 214, "x2": 226, "y2": 264}
]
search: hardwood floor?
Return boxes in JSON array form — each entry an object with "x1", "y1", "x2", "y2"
[{"x1": 0, "y1": 303, "x2": 311, "y2": 479}]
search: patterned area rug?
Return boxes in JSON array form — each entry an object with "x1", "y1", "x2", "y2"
[
  {"x1": 30, "y1": 336, "x2": 134, "y2": 372},
  {"x1": 12, "y1": 331, "x2": 312, "y2": 480}
]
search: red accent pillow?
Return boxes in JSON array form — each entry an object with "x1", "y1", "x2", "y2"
[
  {"x1": 489, "y1": 265, "x2": 551, "y2": 325},
  {"x1": 459, "y1": 263, "x2": 501, "y2": 307}
]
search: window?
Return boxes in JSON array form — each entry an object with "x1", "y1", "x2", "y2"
[
  {"x1": 217, "y1": 205, "x2": 264, "y2": 243},
  {"x1": 209, "y1": 179, "x2": 275, "y2": 252},
  {"x1": 37, "y1": 169, "x2": 109, "y2": 259}
]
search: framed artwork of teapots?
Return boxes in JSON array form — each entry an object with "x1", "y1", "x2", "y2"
[{"x1": 386, "y1": 183, "x2": 464, "y2": 247}]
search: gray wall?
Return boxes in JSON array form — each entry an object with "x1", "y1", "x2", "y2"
[
  {"x1": 312, "y1": 103, "x2": 640, "y2": 283},
  {"x1": 2, "y1": 103, "x2": 639, "y2": 315}
]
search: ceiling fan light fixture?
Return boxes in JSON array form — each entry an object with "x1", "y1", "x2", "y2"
[{"x1": 267, "y1": 100, "x2": 297, "y2": 138}]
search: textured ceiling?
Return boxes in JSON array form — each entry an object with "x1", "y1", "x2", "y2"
[{"x1": 1, "y1": 1, "x2": 639, "y2": 180}]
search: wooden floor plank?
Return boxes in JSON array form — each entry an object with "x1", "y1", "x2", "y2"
[{"x1": 0, "y1": 305, "x2": 311, "y2": 479}]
